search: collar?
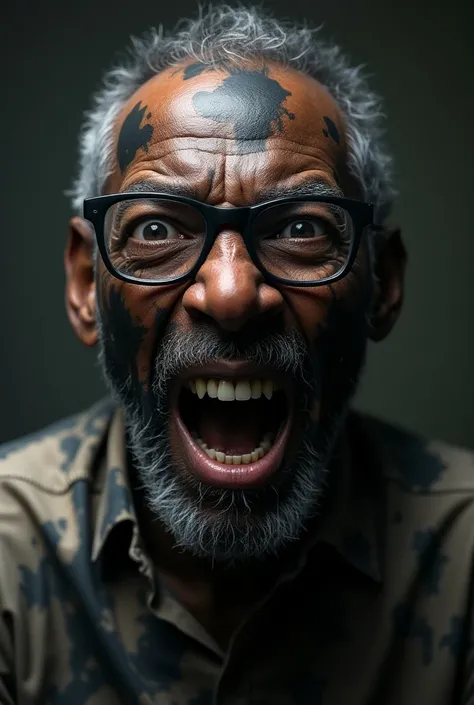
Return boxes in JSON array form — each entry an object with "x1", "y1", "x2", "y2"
[
  {"x1": 280, "y1": 413, "x2": 384, "y2": 584},
  {"x1": 316, "y1": 414, "x2": 384, "y2": 583},
  {"x1": 90, "y1": 406, "x2": 384, "y2": 583},
  {"x1": 91, "y1": 406, "x2": 138, "y2": 563}
]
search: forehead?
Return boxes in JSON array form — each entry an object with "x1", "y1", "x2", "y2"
[{"x1": 109, "y1": 61, "x2": 350, "y2": 198}]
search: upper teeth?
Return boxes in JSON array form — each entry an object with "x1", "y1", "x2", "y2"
[{"x1": 189, "y1": 378, "x2": 276, "y2": 401}]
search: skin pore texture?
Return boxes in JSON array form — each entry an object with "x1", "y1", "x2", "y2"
[{"x1": 65, "y1": 60, "x2": 405, "y2": 648}]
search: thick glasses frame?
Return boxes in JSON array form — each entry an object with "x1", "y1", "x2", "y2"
[{"x1": 83, "y1": 193, "x2": 374, "y2": 287}]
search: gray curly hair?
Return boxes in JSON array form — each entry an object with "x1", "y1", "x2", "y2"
[{"x1": 69, "y1": 4, "x2": 395, "y2": 222}]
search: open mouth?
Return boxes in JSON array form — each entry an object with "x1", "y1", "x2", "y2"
[{"x1": 171, "y1": 365, "x2": 294, "y2": 489}]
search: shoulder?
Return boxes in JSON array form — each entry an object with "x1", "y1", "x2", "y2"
[
  {"x1": 0, "y1": 398, "x2": 115, "y2": 493},
  {"x1": 0, "y1": 399, "x2": 115, "y2": 608},
  {"x1": 354, "y1": 412, "x2": 474, "y2": 494},
  {"x1": 0, "y1": 398, "x2": 115, "y2": 575}
]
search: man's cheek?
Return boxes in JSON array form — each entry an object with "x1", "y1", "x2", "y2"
[
  {"x1": 138, "y1": 285, "x2": 191, "y2": 384},
  {"x1": 282, "y1": 287, "x2": 333, "y2": 353},
  {"x1": 101, "y1": 281, "x2": 187, "y2": 397},
  {"x1": 134, "y1": 311, "x2": 168, "y2": 392},
  {"x1": 295, "y1": 274, "x2": 368, "y2": 348},
  {"x1": 287, "y1": 280, "x2": 368, "y2": 423}
]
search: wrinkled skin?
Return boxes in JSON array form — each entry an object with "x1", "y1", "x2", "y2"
[{"x1": 65, "y1": 61, "x2": 406, "y2": 645}]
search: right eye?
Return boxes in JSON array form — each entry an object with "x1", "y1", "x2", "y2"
[{"x1": 129, "y1": 218, "x2": 182, "y2": 241}]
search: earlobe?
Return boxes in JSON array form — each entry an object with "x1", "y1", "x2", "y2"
[
  {"x1": 368, "y1": 226, "x2": 407, "y2": 342},
  {"x1": 65, "y1": 216, "x2": 98, "y2": 347}
]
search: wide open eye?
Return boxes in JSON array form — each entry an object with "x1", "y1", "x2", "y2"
[
  {"x1": 277, "y1": 218, "x2": 326, "y2": 239},
  {"x1": 130, "y1": 218, "x2": 182, "y2": 241}
]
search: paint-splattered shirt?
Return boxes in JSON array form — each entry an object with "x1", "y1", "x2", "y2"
[{"x1": 1, "y1": 399, "x2": 474, "y2": 705}]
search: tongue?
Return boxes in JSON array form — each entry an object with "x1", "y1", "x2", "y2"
[{"x1": 197, "y1": 398, "x2": 264, "y2": 455}]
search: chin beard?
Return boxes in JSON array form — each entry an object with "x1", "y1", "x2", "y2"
[{"x1": 96, "y1": 305, "x2": 367, "y2": 565}]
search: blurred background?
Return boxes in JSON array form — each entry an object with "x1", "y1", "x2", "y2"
[{"x1": 1, "y1": 0, "x2": 472, "y2": 447}]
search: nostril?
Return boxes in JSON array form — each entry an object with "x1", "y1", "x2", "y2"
[
  {"x1": 182, "y1": 244, "x2": 284, "y2": 331},
  {"x1": 183, "y1": 277, "x2": 263, "y2": 332}
]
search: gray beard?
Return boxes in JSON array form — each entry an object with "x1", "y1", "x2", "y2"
[{"x1": 97, "y1": 318, "x2": 353, "y2": 565}]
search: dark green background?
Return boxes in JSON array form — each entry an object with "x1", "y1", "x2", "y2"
[{"x1": 1, "y1": 0, "x2": 473, "y2": 447}]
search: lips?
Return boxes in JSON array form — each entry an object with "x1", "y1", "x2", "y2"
[{"x1": 169, "y1": 361, "x2": 295, "y2": 489}]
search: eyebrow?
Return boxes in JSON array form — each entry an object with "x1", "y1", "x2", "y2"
[
  {"x1": 121, "y1": 179, "x2": 198, "y2": 198},
  {"x1": 257, "y1": 179, "x2": 343, "y2": 202},
  {"x1": 111, "y1": 177, "x2": 345, "y2": 233},
  {"x1": 113, "y1": 180, "x2": 197, "y2": 230},
  {"x1": 118, "y1": 176, "x2": 343, "y2": 205}
]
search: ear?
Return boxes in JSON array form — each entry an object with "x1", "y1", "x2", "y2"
[
  {"x1": 64, "y1": 216, "x2": 98, "y2": 347},
  {"x1": 368, "y1": 226, "x2": 407, "y2": 342}
]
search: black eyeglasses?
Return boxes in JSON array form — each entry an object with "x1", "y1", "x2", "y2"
[{"x1": 83, "y1": 193, "x2": 373, "y2": 287}]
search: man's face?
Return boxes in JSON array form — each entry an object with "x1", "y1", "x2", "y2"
[{"x1": 70, "y1": 61, "x2": 393, "y2": 562}]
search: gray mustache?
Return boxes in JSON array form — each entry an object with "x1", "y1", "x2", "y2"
[{"x1": 152, "y1": 325, "x2": 309, "y2": 398}]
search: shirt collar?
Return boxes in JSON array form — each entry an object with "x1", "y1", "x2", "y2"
[
  {"x1": 92, "y1": 406, "x2": 137, "y2": 563},
  {"x1": 90, "y1": 406, "x2": 384, "y2": 583},
  {"x1": 287, "y1": 414, "x2": 384, "y2": 584},
  {"x1": 319, "y1": 413, "x2": 384, "y2": 582}
]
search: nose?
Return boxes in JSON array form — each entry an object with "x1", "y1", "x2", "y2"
[{"x1": 182, "y1": 231, "x2": 284, "y2": 332}]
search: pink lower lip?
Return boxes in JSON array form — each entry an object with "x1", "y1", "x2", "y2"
[{"x1": 172, "y1": 403, "x2": 294, "y2": 489}]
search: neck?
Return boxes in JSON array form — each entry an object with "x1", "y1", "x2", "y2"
[
  {"x1": 132, "y1": 479, "x2": 289, "y2": 592},
  {"x1": 127, "y1": 418, "x2": 350, "y2": 590},
  {"x1": 131, "y1": 482, "x2": 292, "y2": 650},
  {"x1": 126, "y1": 435, "x2": 348, "y2": 650}
]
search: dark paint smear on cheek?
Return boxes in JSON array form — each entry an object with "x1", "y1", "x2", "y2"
[
  {"x1": 117, "y1": 101, "x2": 154, "y2": 173},
  {"x1": 99, "y1": 284, "x2": 148, "y2": 404},
  {"x1": 192, "y1": 67, "x2": 295, "y2": 154},
  {"x1": 140, "y1": 306, "x2": 173, "y2": 422},
  {"x1": 98, "y1": 269, "x2": 176, "y2": 424}
]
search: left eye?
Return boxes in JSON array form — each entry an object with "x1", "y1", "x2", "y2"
[
  {"x1": 277, "y1": 219, "x2": 326, "y2": 239},
  {"x1": 131, "y1": 219, "x2": 181, "y2": 241}
]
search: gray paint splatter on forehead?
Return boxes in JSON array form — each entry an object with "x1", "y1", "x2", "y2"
[
  {"x1": 117, "y1": 101, "x2": 154, "y2": 173},
  {"x1": 186, "y1": 63, "x2": 296, "y2": 154}
]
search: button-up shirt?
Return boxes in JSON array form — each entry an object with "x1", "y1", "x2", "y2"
[{"x1": 1, "y1": 399, "x2": 474, "y2": 704}]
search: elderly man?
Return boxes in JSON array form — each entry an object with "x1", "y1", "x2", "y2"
[{"x1": 1, "y1": 5, "x2": 473, "y2": 705}]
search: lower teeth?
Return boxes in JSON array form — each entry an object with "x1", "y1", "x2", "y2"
[{"x1": 192, "y1": 432, "x2": 275, "y2": 465}]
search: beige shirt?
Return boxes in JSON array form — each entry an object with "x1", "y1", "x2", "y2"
[{"x1": 1, "y1": 398, "x2": 474, "y2": 705}]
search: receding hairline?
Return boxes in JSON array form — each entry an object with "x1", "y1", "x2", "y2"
[{"x1": 114, "y1": 57, "x2": 344, "y2": 126}]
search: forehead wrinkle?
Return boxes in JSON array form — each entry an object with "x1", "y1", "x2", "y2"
[
  {"x1": 120, "y1": 136, "x2": 338, "y2": 160},
  {"x1": 115, "y1": 141, "x2": 342, "y2": 206},
  {"x1": 120, "y1": 145, "x2": 338, "y2": 193},
  {"x1": 112, "y1": 62, "x2": 349, "y2": 194}
]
